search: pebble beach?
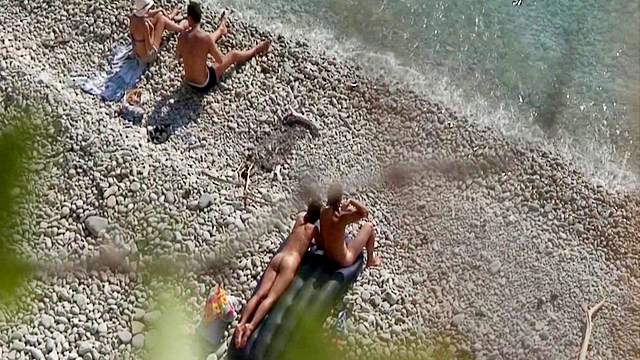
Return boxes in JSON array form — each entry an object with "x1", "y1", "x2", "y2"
[{"x1": 0, "y1": 1, "x2": 639, "y2": 360}]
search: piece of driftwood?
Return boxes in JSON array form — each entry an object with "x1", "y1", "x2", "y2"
[
  {"x1": 578, "y1": 299, "x2": 606, "y2": 360},
  {"x1": 202, "y1": 170, "x2": 243, "y2": 186},
  {"x1": 41, "y1": 35, "x2": 73, "y2": 48},
  {"x1": 283, "y1": 110, "x2": 320, "y2": 137}
]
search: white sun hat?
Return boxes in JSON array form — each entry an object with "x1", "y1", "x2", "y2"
[{"x1": 133, "y1": 0, "x2": 154, "y2": 17}]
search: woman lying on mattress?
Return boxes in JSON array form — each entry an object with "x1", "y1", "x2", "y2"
[{"x1": 233, "y1": 198, "x2": 322, "y2": 349}]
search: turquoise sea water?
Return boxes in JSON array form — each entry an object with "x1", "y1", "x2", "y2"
[{"x1": 210, "y1": 0, "x2": 640, "y2": 189}]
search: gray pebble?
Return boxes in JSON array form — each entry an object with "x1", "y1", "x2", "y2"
[
  {"x1": 12, "y1": 340, "x2": 25, "y2": 351},
  {"x1": 97, "y1": 323, "x2": 108, "y2": 334},
  {"x1": 452, "y1": 314, "x2": 465, "y2": 327},
  {"x1": 41, "y1": 314, "x2": 55, "y2": 328},
  {"x1": 78, "y1": 342, "x2": 92, "y2": 356},
  {"x1": 130, "y1": 182, "x2": 141, "y2": 192},
  {"x1": 117, "y1": 330, "x2": 132, "y2": 344},
  {"x1": 74, "y1": 294, "x2": 88, "y2": 309},
  {"x1": 28, "y1": 347, "x2": 45, "y2": 360},
  {"x1": 131, "y1": 321, "x2": 145, "y2": 335},
  {"x1": 46, "y1": 338, "x2": 56, "y2": 353},
  {"x1": 198, "y1": 193, "x2": 214, "y2": 210},
  {"x1": 132, "y1": 334, "x2": 145, "y2": 348},
  {"x1": 85, "y1": 216, "x2": 108, "y2": 237},
  {"x1": 489, "y1": 260, "x2": 501, "y2": 274}
]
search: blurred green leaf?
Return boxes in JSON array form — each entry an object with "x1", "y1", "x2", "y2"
[{"x1": 0, "y1": 111, "x2": 36, "y2": 303}]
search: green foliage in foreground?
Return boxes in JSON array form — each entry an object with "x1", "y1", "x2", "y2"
[{"x1": 0, "y1": 112, "x2": 36, "y2": 303}]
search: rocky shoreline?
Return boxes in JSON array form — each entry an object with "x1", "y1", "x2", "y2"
[{"x1": 0, "y1": 1, "x2": 639, "y2": 360}]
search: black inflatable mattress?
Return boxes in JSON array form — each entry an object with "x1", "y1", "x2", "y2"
[{"x1": 228, "y1": 247, "x2": 364, "y2": 360}]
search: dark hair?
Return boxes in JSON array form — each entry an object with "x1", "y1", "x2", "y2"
[
  {"x1": 187, "y1": 1, "x2": 202, "y2": 23},
  {"x1": 304, "y1": 198, "x2": 322, "y2": 224},
  {"x1": 327, "y1": 183, "x2": 343, "y2": 211}
]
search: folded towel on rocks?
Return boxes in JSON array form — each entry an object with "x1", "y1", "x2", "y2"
[{"x1": 81, "y1": 44, "x2": 147, "y2": 102}]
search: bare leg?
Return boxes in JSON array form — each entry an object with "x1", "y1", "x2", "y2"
[
  {"x1": 213, "y1": 40, "x2": 271, "y2": 80},
  {"x1": 233, "y1": 263, "x2": 278, "y2": 348},
  {"x1": 210, "y1": 14, "x2": 228, "y2": 43},
  {"x1": 345, "y1": 223, "x2": 381, "y2": 267},
  {"x1": 151, "y1": 14, "x2": 186, "y2": 49},
  {"x1": 238, "y1": 261, "x2": 296, "y2": 348}
]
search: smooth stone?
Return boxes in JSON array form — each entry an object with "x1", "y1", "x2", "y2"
[
  {"x1": 104, "y1": 186, "x2": 118, "y2": 198},
  {"x1": 46, "y1": 338, "x2": 55, "y2": 352},
  {"x1": 46, "y1": 351, "x2": 59, "y2": 360},
  {"x1": 133, "y1": 309, "x2": 146, "y2": 321},
  {"x1": 206, "y1": 354, "x2": 218, "y2": 360},
  {"x1": 28, "y1": 347, "x2": 45, "y2": 360},
  {"x1": 198, "y1": 194, "x2": 213, "y2": 210},
  {"x1": 384, "y1": 291, "x2": 397, "y2": 305},
  {"x1": 132, "y1": 334, "x2": 145, "y2": 348},
  {"x1": 74, "y1": 294, "x2": 88, "y2": 308},
  {"x1": 85, "y1": 216, "x2": 108, "y2": 237},
  {"x1": 215, "y1": 342, "x2": 227, "y2": 358},
  {"x1": 391, "y1": 325, "x2": 402, "y2": 336},
  {"x1": 117, "y1": 330, "x2": 132, "y2": 344},
  {"x1": 11, "y1": 340, "x2": 25, "y2": 351},
  {"x1": 10, "y1": 329, "x2": 24, "y2": 340},
  {"x1": 131, "y1": 321, "x2": 145, "y2": 335},
  {"x1": 41, "y1": 314, "x2": 55, "y2": 328},
  {"x1": 452, "y1": 314, "x2": 465, "y2": 327},
  {"x1": 165, "y1": 192, "x2": 175, "y2": 204},
  {"x1": 60, "y1": 207, "x2": 70, "y2": 217},
  {"x1": 24, "y1": 334, "x2": 37, "y2": 345},
  {"x1": 130, "y1": 182, "x2": 141, "y2": 192},
  {"x1": 489, "y1": 260, "x2": 501, "y2": 274},
  {"x1": 143, "y1": 311, "x2": 161, "y2": 324},
  {"x1": 106, "y1": 196, "x2": 116, "y2": 208},
  {"x1": 78, "y1": 342, "x2": 92, "y2": 356},
  {"x1": 97, "y1": 323, "x2": 108, "y2": 334}
]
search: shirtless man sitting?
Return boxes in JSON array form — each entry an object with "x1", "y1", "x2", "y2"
[
  {"x1": 233, "y1": 199, "x2": 321, "y2": 349},
  {"x1": 318, "y1": 183, "x2": 382, "y2": 268},
  {"x1": 176, "y1": 2, "x2": 270, "y2": 93}
]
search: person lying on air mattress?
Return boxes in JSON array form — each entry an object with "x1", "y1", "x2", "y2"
[{"x1": 233, "y1": 198, "x2": 322, "y2": 348}]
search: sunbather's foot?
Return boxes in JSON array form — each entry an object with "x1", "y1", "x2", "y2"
[
  {"x1": 217, "y1": 13, "x2": 228, "y2": 36},
  {"x1": 239, "y1": 323, "x2": 254, "y2": 348},
  {"x1": 255, "y1": 40, "x2": 271, "y2": 56},
  {"x1": 366, "y1": 255, "x2": 382, "y2": 267},
  {"x1": 233, "y1": 324, "x2": 246, "y2": 349},
  {"x1": 168, "y1": 8, "x2": 181, "y2": 20}
]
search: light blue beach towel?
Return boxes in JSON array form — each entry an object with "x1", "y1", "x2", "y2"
[{"x1": 81, "y1": 44, "x2": 147, "y2": 102}]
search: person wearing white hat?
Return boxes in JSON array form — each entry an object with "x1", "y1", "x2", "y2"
[
  {"x1": 129, "y1": 0, "x2": 187, "y2": 63},
  {"x1": 176, "y1": 2, "x2": 270, "y2": 93}
]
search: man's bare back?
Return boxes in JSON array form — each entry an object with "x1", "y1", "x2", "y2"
[
  {"x1": 177, "y1": 27, "x2": 216, "y2": 85},
  {"x1": 176, "y1": 3, "x2": 270, "y2": 93}
]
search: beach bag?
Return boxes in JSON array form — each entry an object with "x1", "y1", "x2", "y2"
[{"x1": 199, "y1": 284, "x2": 239, "y2": 345}]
